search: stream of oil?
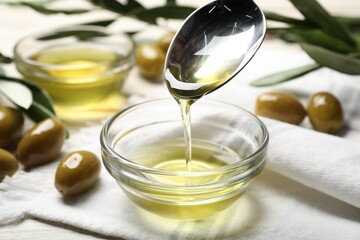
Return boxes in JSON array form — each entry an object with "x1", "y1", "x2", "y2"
[{"x1": 165, "y1": 56, "x2": 241, "y2": 171}]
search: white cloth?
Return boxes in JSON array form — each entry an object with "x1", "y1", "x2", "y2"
[
  {"x1": 1, "y1": 116, "x2": 360, "y2": 239},
  {"x1": 1, "y1": 120, "x2": 360, "y2": 240},
  {"x1": 265, "y1": 118, "x2": 360, "y2": 208}
]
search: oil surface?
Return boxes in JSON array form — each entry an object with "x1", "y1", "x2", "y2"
[
  {"x1": 120, "y1": 139, "x2": 246, "y2": 219},
  {"x1": 165, "y1": 55, "x2": 240, "y2": 101},
  {"x1": 21, "y1": 43, "x2": 130, "y2": 122}
]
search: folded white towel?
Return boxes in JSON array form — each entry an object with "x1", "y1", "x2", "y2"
[
  {"x1": 265, "y1": 118, "x2": 360, "y2": 208},
  {"x1": 207, "y1": 64, "x2": 360, "y2": 209}
]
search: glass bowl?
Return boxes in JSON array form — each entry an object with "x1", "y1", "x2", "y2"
[
  {"x1": 100, "y1": 98, "x2": 269, "y2": 220},
  {"x1": 14, "y1": 25, "x2": 135, "y2": 123}
]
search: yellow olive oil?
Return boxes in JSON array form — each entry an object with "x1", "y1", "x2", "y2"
[
  {"x1": 126, "y1": 187, "x2": 244, "y2": 220},
  {"x1": 128, "y1": 139, "x2": 240, "y2": 172},
  {"x1": 165, "y1": 65, "x2": 238, "y2": 171},
  {"x1": 164, "y1": 34, "x2": 244, "y2": 101},
  {"x1": 19, "y1": 43, "x2": 131, "y2": 122},
  {"x1": 120, "y1": 139, "x2": 247, "y2": 219},
  {"x1": 164, "y1": 33, "x2": 245, "y2": 170},
  {"x1": 164, "y1": 60, "x2": 239, "y2": 101},
  {"x1": 179, "y1": 99, "x2": 193, "y2": 171}
]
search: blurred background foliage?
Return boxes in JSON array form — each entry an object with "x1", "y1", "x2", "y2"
[
  {"x1": 0, "y1": 0, "x2": 359, "y2": 112},
  {"x1": 2, "y1": 0, "x2": 360, "y2": 86}
]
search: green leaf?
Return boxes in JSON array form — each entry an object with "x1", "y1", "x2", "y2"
[
  {"x1": 0, "y1": 81, "x2": 33, "y2": 109},
  {"x1": 251, "y1": 63, "x2": 321, "y2": 87},
  {"x1": 166, "y1": 0, "x2": 176, "y2": 5},
  {"x1": 23, "y1": 101, "x2": 56, "y2": 122},
  {"x1": 130, "y1": 6, "x2": 196, "y2": 23},
  {"x1": 37, "y1": 29, "x2": 108, "y2": 41},
  {"x1": 18, "y1": 2, "x2": 89, "y2": 15},
  {"x1": 337, "y1": 16, "x2": 360, "y2": 32},
  {"x1": 88, "y1": 0, "x2": 145, "y2": 15},
  {"x1": 80, "y1": 19, "x2": 137, "y2": 34},
  {"x1": 337, "y1": 16, "x2": 360, "y2": 27},
  {"x1": 352, "y1": 33, "x2": 360, "y2": 48},
  {"x1": 0, "y1": 53, "x2": 13, "y2": 64},
  {"x1": 264, "y1": 11, "x2": 313, "y2": 27},
  {"x1": 0, "y1": 75, "x2": 55, "y2": 115},
  {"x1": 3, "y1": 0, "x2": 59, "y2": 6},
  {"x1": 81, "y1": 18, "x2": 116, "y2": 27},
  {"x1": 301, "y1": 43, "x2": 360, "y2": 75},
  {"x1": 288, "y1": 0, "x2": 356, "y2": 47},
  {"x1": 0, "y1": 75, "x2": 59, "y2": 122},
  {"x1": 268, "y1": 28, "x2": 355, "y2": 53},
  {"x1": 265, "y1": 11, "x2": 360, "y2": 31}
]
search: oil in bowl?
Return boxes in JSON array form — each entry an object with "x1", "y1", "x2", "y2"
[
  {"x1": 101, "y1": 99, "x2": 268, "y2": 220},
  {"x1": 14, "y1": 26, "x2": 135, "y2": 123}
]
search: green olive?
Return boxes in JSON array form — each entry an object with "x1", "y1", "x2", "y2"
[
  {"x1": 0, "y1": 106, "x2": 24, "y2": 148},
  {"x1": 136, "y1": 44, "x2": 165, "y2": 80},
  {"x1": 17, "y1": 118, "x2": 65, "y2": 169},
  {"x1": 55, "y1": 150, "x2": 101, "y2": 196},
  {"x1": 157, "y1": 32, "x2": 175, "y2": 53},
  {"x1": 307, "y1": 92, "x2": 344, "y2": 134},
  {"x1": 0, "y1": 148, "x2": 19, "y2": 181},
  {"x1": 255, "y1": 92, "x2": 306, "y2": 125}
]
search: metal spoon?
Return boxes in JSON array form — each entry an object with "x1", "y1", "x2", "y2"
[{"x1": 165, "y1": 0, "x2": 266, "y2": 101}]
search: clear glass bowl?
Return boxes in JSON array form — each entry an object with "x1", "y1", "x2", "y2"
[
  {"x1": 14, "y1": 25, "x2": 135, "y2": 123},
  {"x1": 100, "y1": 98, "x2": 269, "y2": 220}
]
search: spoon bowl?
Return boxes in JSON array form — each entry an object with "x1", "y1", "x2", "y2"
[{"x1": 165, "y1": 0, "x2": 266, "y2": 100}]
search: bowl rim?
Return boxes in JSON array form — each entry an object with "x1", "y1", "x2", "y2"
[
  {"x1": 100, "y1": 98, "x2": 269, "y2": 176},
  {"x1": 13, "y1": 25, "x2": 135, "y2": 82}
]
